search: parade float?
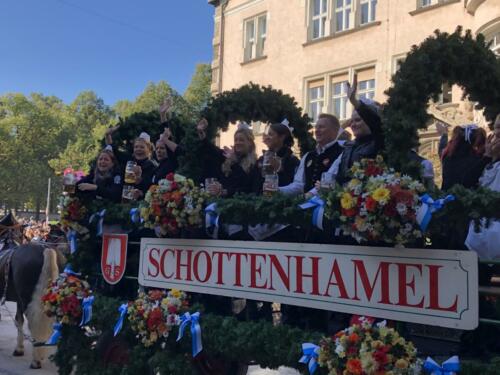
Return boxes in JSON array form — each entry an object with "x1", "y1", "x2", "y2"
[{"x1": 48, "y1": 28, "x2": 500, "y2": 375}]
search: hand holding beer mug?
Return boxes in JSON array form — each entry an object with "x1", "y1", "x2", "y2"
[
  {"x1": 262, "y1": 151, "x2": 281, "y2": 177},
  {"x1": 125, "y1": 161, "x2": 138, "y2": 184},
  {"x1": 63, "y1": 172, "x2": 77, "y2": 195},
  {"x1": 320, "y1": 172, "x2": 334, "y2": 191},
  {"x1": 263, "y1": 174, "x2": 279, "y2": 197},
  {"x1": 122, "y1": 185, "x2": 134, "y2": 202},
  {"x1": 205, "y1": 178, "x2": 222, "y2": 196}
]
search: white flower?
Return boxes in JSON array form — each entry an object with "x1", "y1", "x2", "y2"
[
  {"x1": 376, "y1": 320, "x2": 387, "y2": 328},
  {"x1": 174, "y1": 174, "x2": 186, "y2": 183},
  {"x1": 396, "y1": 203, "x2": 408, "y2": 216},
  {"x1": 335, "y1": 344, "x2": 345, "y2": 356}
]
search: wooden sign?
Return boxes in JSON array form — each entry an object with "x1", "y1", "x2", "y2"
[{"x1": 138, "y1": 239, "x2": 478, "y2": 330}]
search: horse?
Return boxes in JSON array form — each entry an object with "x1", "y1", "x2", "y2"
[{"x1": 0, "y1": 213, "x2": 68, "y2": 369}]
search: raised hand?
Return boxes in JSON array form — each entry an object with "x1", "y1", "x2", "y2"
[
  {"x1": 346, "y1": 74, "x2": 359, "y2": 108},
  {"x1": 159, "y1": 97, "x2": 173, "y2": 122},
  {"x1": 222, "y1": 146, "x2": 234, "y2": 159}
]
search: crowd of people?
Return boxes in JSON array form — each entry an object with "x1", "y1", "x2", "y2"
[{"x1": 71, "y1": 76, "x2": 500, "y2": 259}]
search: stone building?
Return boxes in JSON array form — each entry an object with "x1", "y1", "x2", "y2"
[{"x1": 208, "y1": 0, "x2": 500, "y2": 155}]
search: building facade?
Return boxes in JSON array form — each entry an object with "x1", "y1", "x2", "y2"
[{"x1": 208, "y1": 0, "x2": 500, "y2": 155}]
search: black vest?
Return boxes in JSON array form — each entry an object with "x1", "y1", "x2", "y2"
[{"x1": 304, "y1": 142, "x2": 343, "y2": 191}]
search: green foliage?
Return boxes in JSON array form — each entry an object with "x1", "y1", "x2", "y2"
[
  {"x1": 201, "y1": 83, "x2": 315, "y2": 155},
  {"x1": 384, "y1": 27, "x2": 500, "y2": 175},
  {"x1": 214, "y1": 193, "x2": 311, "y2": 227},
  {"x1": 53, "y1": 294, "x2": 323, "y2": 375},
  {"x1": 184, "y1": 63, "x2": 212, "y2": 114}
]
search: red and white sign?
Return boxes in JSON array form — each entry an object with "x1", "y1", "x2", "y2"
[
  {"x1": 138, "y1": 239, "x2": 478, "y2": 330},
  {"x1": 101, "y1": 233, "x2": 128, "y2": 285}
]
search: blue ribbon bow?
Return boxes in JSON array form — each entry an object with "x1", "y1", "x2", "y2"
[
  {"x1": 89, "y1": 209, "x2": 106, "y2": 236},
  {"x1": 299, "y1": 196, "x2": 325, "y2": 230},
  {"x1": 205, "y1": 203, "x2": 219, "y2": 239},
  {"x1": 67, "y1": 230, "x2": 77, "y2": 254},
  {"x1": 299, "y1": 342, "x2": 320, "y2": 374},
  {"x1": 177, "y1": 312, "x2": 203, "y2": 357},
  {"x1": 80, "y1": 296, "x2": 94, "y2": 327},
  {"x1": 113, "y1": 303, "x2": 128, "y2": 337},
  {"x1": 416, "y1": 194, "x2": 455, "y2": 231},
  {"x1": 423, "y1": 355, "x2": 460, "y2": 375},
  {"x1": 130, "y1": 208, "x2": 143, "y2": 224},
  {"x1": 46, "y1": 323, "x2": 63, "y2": 345},
  {"x1": 63, "y1": 264, "x2": 81, "y2": 277}
]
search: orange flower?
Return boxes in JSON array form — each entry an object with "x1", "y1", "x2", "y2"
[
  {"x1": 346, "y1": 358, "x2": 363, "y2": 375},
  {"x1": 349, "y1": 333, "x2": 360, "y2": 344}
]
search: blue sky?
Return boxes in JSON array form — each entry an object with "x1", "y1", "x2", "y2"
[{"x1": 0, "y1": 0, "x2": 214, "y2": 105}]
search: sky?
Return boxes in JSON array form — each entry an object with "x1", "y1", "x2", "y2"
[{"x1": 0, "y1": 0, "x2": 214, "y2": 105}]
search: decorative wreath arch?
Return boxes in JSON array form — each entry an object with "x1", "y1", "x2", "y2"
[
  {"x1": 201, "y1": 83, "x2": 315, "y2": 155},
  {"x1": 383, "y1": 27, "x2": 500, "y2": 174}
]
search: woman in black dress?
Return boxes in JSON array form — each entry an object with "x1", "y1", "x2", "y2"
[
  {"x1": 257, "y1": 121, "x2": 299, "y2": 187},
  {"x1": 77, "y1": 148, "x2": 122, "y2": 203}
]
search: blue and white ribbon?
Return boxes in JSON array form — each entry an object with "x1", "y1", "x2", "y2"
[
  {"x1": 67, "y1": 230, "x2": 77, "y2": 254},
  {"x1": 463, "y1": 124, "x2": 478, "y2": 143},
  {"x1": 423, "y1": 355, "x2": 460, "y2": 375},
  {"x1": 130, "y1": 208, "x2": 143, "y2": 224},
  {"x1": 63, "y1": 264, "x2": 81, "y2": 277},
  {"x1": 113, "y1": 303, "x2": 128, "y2": 337},
  {"x1": 80, "y1": 296, "x2": 94, "y2": 327},
  {"x1": 46, "y1": 323, "x2": 63, "y2": 345},
  {"x1": 89, "y1": 209, "x2": 106, "y2": 236},
  {"x1": 299, "y1": 196, "x2": 325, "y2": 230},
  {"x1": 177, "y1": 312, "x2": 203, "y2": 357},
  {"x1": 299, "y1": 342, "x2": 320, "y2": 374},
  {"x1": 416, "y1": 194, "x2": 455, "y2": 232},
  {"x1": 205, "y1": 203, "x2": 219, "y2": 239}
]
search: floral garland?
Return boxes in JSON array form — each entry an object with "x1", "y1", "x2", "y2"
[
  {"x1": 325, "y1": 156, "x2": 425, "y2": 245},
  {"x1": 42, "y1": 271, "x2": 92, "y2": 325},
  {"x1": 140, "y1": 173, "x2": 208, "y2": 237},
  {"x1": 127, "y1": 289, "x2": 189, "y2": 348},
  {"x1": 318, "y1": 319, "x2": 420, "y2": 375},
  {"x1": 59, "y1": 195, "x2": 89, "y2": 236}
]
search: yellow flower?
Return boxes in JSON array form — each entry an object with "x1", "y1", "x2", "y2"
[
  {"x1": 395, "y1": 359, "x2": 409, "y2": 369},
  {"x1": 348, "y1": 179, "x2": 361, "y2": 189},
  {"x1": 372, "y1": 187, "x2": 390, "y2": 203},
  {"x1": 170, "y1": 289, "x2": 182, "y2": 299},
  {"x1": 340, "y1": 193, "x2": 356, "y2": 210}
]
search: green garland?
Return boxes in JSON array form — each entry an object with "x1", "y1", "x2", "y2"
[
  {"x1": 383, "y1": 27, "x2": 500, "y2": 175},
  {"x1": 201, "y1": 83, "x2": 315, "y2": 154},
  {"x1": 52, "y1": 294, "x2": 323, "y2": 375},
  {"x1": 214, "y1": 193, "x2": 311, "y2": 227}
]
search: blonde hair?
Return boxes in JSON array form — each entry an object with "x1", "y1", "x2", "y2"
[
  {"x1": 133, "y1": 137, "x2": 154, "y2": 159},
  {"x1": 222, "y1": 128, "x2": 257, "y2": 176}
]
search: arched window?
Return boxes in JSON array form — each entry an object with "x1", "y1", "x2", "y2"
[{"x1": 477, "y1": 18, "x2": 500, "y2": 58}]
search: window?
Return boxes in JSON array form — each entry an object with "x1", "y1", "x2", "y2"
[
  {"x1": 358, "y1": 79, "x2": 375, "y2": 100},
  {"x1": 420, "y1": 0, "x2": 437, "y2": 7},
  {"x1": 335, "y1": 0, "x2": 352, "y2": 32},
  {"x1": 244, "y1": 14, "x2": 267, "y2": 61},
  {"x1": 311, "y1": 0, "x2": 328, "y2": 39},
  {"x1": 332, "y1": 81, "x2": 348, "y2": 120},
  {"x1": 308, "y1": 84, "x2": 325, "y2": 123},
  {"x1": 489, "y1": 31, "x2": 500, "y2": 57},
  {"x1": 360, "y1": 0, "x2": 377, "y2": 24},
  {"x1": 437, "y1": 82, "x2": 452, "y2": 104}
]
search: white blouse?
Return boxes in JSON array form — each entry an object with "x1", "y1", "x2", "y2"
[{"x1": 465, "y1": 161, "x2": 500, "y2": 260}]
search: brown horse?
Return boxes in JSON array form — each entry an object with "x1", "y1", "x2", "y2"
[{"x1": 0, "y1": 213, "x2": 67, "y2": 369}]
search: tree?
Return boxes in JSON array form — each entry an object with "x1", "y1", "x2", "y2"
[
  {"x1": 184, "y1": 64, "x2": 212, "y2": 114},
  {"x1": 49, "y1": 91, "x2": 114, "y2": 173}
]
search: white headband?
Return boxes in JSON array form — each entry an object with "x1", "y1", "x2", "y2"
[
  {"x1": 237, "y1": 121, "x2": 251, "y2": 131},
  {"x1": 138, "y1": 132, "x2": 151, "y2": 143},
  {"x1": 463, "y1": 124, "x2": 478, "y2": 143},
  {"x1": 280, "y1": 118, "x2": 294, "y2": 135}
]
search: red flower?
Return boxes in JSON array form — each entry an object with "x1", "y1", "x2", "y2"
[
  {"x1": 346, "y1": 358, "x2": 363, "y2": 375},
  {"x1": 343, "y1": 208, "x2": 357, "y2": 217},
  {"x1": 147, "y1": 308, "x2": 164, "y2": 330},
  {"x1": 349, "y1": 333, "x2": 360, "y2": 344},
  {"x1": 166, "y1": 173, "x2": 175, "y2": 181},
  {"x1": 373, "y1": 347, "x2": 390, "y2": 366},
  {"x1": 61, "y1": 294, "x2": 80, "y2": 317},
  {"x1": 365, "y1": 197, "x2": 377, "y2": 212},
  {"x1": 148, "y1": 289, "x2": 164, "y2": 301},
  {"x1": 383, "y1": 203, "x2": 397, "y2": 217},
  {"x1": 347, "y1": 345, "x2": 358, "y2": 356},
  {"x1": 168, "y1": 305, "x2": 178, "y2": 314}
]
